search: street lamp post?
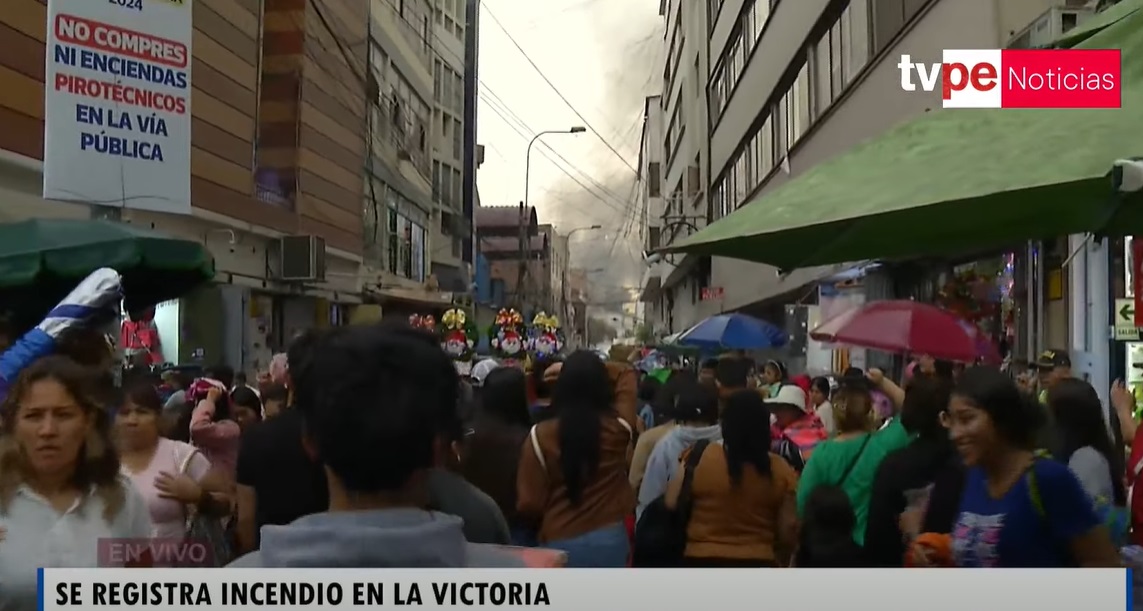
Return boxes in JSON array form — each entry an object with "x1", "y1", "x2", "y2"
[{"x1": 524, "y1": 126, "x2": 586, "y2": 209}]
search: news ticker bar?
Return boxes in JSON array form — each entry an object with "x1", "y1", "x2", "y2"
[{"x1": 36, "y1": 567, "x2": 1133, "y2": 611}]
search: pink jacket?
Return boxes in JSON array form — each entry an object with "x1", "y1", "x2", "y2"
[{"x1": 190, "y1": 399, "x2": 240, "y2": 481}]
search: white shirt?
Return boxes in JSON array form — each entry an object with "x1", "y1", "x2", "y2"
[
  {"x1": 0, "y1": 476, "x2": 152, "y2": 611},
  {"x1": 815, "y1": 400, "x2": 837, "y2": 436}
]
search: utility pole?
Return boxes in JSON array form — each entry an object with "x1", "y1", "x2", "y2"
[{"x1": 515, "y1": 201, "x2": 527, "y2": 310}]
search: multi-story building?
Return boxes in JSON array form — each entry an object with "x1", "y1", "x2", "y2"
[
  {"x1": 428, "y1": 0, "x2": 471, "y2": 293},
  {"x1": 364, "y1": 0, "x2": 457, "y2": 317},
  {"x1": 475, "y1": 204, "x2": 564, "y2": 316},
  {"x1": 650, "y1": 0, "x2": 1079, "y2": 332},
  {"x1": 637, "y1": 95, "x2": 668, "y2": 333},
  {"x1": 643, "y1": 0, "x2": 714, "y2": 335},
  {"x1": 0, "y1": 0, "x2": 377, "y2": 373}
]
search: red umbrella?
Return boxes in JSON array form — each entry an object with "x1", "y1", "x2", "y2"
[{"x1": 811, "y1": 300, "x2": 1001, "y2": 364}]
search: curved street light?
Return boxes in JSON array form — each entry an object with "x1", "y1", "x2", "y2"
[{"x1": 524, "y1": 127, "x2": 587, "y2": 208}]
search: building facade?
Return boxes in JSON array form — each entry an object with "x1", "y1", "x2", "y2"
[
  {"x1": 429, "y1": 0, "x2": 471, "y2": 292},
  {"x1": 647, "y1": 0, "x2": 1076, "y2": 333},
  {"x1": 642, "y1": 0, "x2": 715, "y2": 335},
  {"x1": 365, "y1": 0, "x2": 459, "y2": 317}
]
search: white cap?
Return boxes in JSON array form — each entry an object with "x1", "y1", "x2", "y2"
[
  {"x1": 470, "y1": 359, "x2": 500, "y2": 386},
  {"x1": 765, "y1": 384, "x2": 807, "y2": 412}
]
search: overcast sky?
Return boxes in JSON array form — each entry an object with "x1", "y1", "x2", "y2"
[{"x1": 475, "y1": 0, "x2": 662, "y2": 311}]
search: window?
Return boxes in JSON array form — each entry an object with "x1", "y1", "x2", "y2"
[
  {"x1": 648, "y1": 162, "x2": 661, "y2": 197},
  {"x1": 848, "y1": 0, "x2": 870, "y2": 80},
  {"x1": 453, "y1": 73, "x2": 463, "y2": 112},
  {"x1": 792, "y1": 62, "x2": 810, "y2": 144},
  {"x1": 441, "y1": 167, "x2": 452, "y2": 207},
  {"x1": 452, "y1": 118, "x2": 462, "y2": 159},
  {"x1": 830, "y1": 19, "x2": 843, "y2": 97},
  {"x1": 772, "y1": 93, "x2": 787, "y2": 162},
  {"x1": 452, "y1": 168, "x2": 462, "y2": 207},
  {"x1": 440, "y1": 67, "x2": 452, "y2": 108},
  {"x1": 432, "y1": 160, "x2": 441, "y2": 200},
  {"x1": 872, "y1": 0, "x2": 906, "y2": 52},
  {"x1": 423, "y1": 17, "x2": 431, "y2": 53},
  {"x1": 433, "y1": 60, "x2": 442, "y2": 102},
  {"x1": 434, "y1": 7, "x2": 443, "y2": 24},
  {"x1": 759, "y1": 115, "x2": 772, "y2": 175},
  {"x1": 813, "y1": 35, "x2": 831, "y2": 115}
]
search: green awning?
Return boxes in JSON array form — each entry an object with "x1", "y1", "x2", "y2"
[
  {"x1": 665, "y1": 11, "x2": 1143, "y2": 271},
  {"x1": 1052, "y1": 0, "x2": 1143, "y2": 48}
]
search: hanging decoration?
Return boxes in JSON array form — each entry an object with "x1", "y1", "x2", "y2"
[
  {"x1": 408, "y1": 313, "x2": 437, "y2": 331},
  {"x1": 527, "y1": 311, "x2": 564, "y2": 359},
  {"x1": 488, "y1": 308, "x2": 527, "y2": 360},
  {"x1": 438, "y1": 308, "x2": 478, "y2": 375}
]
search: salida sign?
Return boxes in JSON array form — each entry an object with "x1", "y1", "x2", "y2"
[{"x1": 898, "y1": 49, "x2": 1120, "y2": 108}]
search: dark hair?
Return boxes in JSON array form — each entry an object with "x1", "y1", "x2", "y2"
[
  {"x1": 0, "y1": 356, "x2": 123, "y2": 521},
  {"x1": 638, "y1": 377, "x2": 661, "y2": 403},
  {"x1": 803, "y1": 485, "x2": 856, "y2": 537},
  {"x1": 715, "y1": 356, "x2": 750, "y2": 388},
  {"x1": 763, "y1": 359, "x2": 788, "y2": 380},
  {"x1": 832, "y1": 387, "x2": 874, "y2": 433},
  {"x1": 205, "y1": 365, "x2": 235, "y2": 390},
  {"x1": 653, "y1": 369, "x2": 695, "y2": 422},
  {"x1": 261, "y1": 383, "x2": 289, "y2": 404},
  {"x1": 234, "y1": 371, "x2": 248, "y2": 387},
  {"x1": 900, "y1": 376, "x2": 953, "y2": 439},
  {"x1": 720, "y1": 390, "x2": 773, "y2": 483},
  {"x1": 123, "y1": 381, "x2": 162, "y2": 413},
  {"x1": 231, "y1": 386, "x2": 263, "y2": 412},
  {"x1": 673, "y1": 382, "x2": 720, "y2": 425},
  {"x1": 479, "y1": 366, "x2": 531, "y2": 428},
  {"x1": 531, "y1": 355, "x2": 562, "y2": 400},
  {"x1": 952, "y1": 366, "x2": 1043, "y2": 450},
  {"x1": 1048, "y1": 378, "x2": 1127, "y2": 505},
  {"x1": 795, "y1": 486, "x2": 862, "y2": 567},
  {"x1": 551, "y1": 350, "x2": 613, "y2": 504},
  {"x1": 933, "y1": 359, "x2": 955, "y2": 380},
  {"x1": 810, "y1": 376, "x2": 831, "y2": 397},
  {"x1": 291, "y1": 322, "x2": 457, "y2": 492},
  {"x1": 700, "y1": 358, "x2": 719, "y2": 371}
]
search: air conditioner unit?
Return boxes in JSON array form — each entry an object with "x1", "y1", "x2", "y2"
[
  {"x1": 278, "y1": 235, "x2": 326, "y2": 282},
  {"x1": 1007, "y1": 5, "x2": 1093, "y2": 48}
]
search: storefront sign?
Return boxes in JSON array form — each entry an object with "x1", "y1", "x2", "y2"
[
  {"x1": 43, "y1": 0, "x2": 193, "y2": 214},
  {"x1": 1115, "y1": 298, "x2": 1139, "y2": 340}
]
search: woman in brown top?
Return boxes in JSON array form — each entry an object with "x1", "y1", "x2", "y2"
[
  {"x1": 666, "y1": 389, "x2": 799, "y2": 567},
  {"x1": 516, "y1": 351, "x2": 637, "y2": 567}
]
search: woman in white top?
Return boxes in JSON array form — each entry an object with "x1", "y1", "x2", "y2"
[
  {"x1": 0, "y1": 356, "x2": 152, "y2": 611},
  {"x1": 116, "y1": 382, "x2": 226, "y2": 543},
  {"x1": 809, "y1": 377, "x2": 836, "y2": 437}
]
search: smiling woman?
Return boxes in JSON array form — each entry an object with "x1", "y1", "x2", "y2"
[{"x1": 0, "y1": 355, "x2": 153, "y2": 611}]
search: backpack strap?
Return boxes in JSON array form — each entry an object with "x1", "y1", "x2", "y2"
[
  {"x1": 676, "y1": 440, "x2": 711, "y2": 520},
  {"x1": 837, "y1": 433, "x2": 873, "y2": 486},
  {"x1": 528, "y1": 425, "x2": 547, "y2": 471}
]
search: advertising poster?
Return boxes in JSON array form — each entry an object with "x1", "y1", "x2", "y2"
[{"x1": 43, "y1": 0, "x2": 193, "y2": 214}]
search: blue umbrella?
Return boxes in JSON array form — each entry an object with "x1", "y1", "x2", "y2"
[{"x1": 676, "y1": 313, "x2": 788, "y2": 350}]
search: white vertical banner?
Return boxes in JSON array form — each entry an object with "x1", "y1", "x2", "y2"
[{"x1": 43, "y1": 0, "x2": 193, "y2": 214}]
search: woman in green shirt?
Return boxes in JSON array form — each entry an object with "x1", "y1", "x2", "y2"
[{"x1": 795, "y1": 369, "x2": 911, "y2": 544}]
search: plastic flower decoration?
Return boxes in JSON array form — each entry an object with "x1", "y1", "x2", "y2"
[
  {"x1": 438, "y1": 307, "x2": 479, "y2": 364},
  {"x1": 527, "y1": 311, "x2": 564, "y2": 359},
  {"x1": 488, "y1": 308, "x2": 527, "y2": 359}
]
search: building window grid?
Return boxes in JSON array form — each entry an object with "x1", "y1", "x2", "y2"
[
  {"x1": 709, "y1": 0, "x2": 771, "y2": 123},
  {"x1": 711, "y1": 0, "x2": 874, "y2": 215}
]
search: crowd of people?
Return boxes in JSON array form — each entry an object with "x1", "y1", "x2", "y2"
[{"x1": 0, "y1": 315, "x2": 1137, "y2": 610}]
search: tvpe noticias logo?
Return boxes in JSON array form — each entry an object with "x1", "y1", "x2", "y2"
[{"x1": 898, "y1": 49, "x2": 1121, "y2": 108}]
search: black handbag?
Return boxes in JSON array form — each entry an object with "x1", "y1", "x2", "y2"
[{"x1": 632, "y1": 439, "x2": 711, "y2": 567}]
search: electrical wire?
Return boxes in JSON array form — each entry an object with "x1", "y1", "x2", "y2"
[{"x1": 481, "y1": 2, "x2": 640, "y2": 177}]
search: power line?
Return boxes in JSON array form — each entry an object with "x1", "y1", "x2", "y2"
[{"x1": 481, "y1": 3, "x2": 640, "y2": 177}]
